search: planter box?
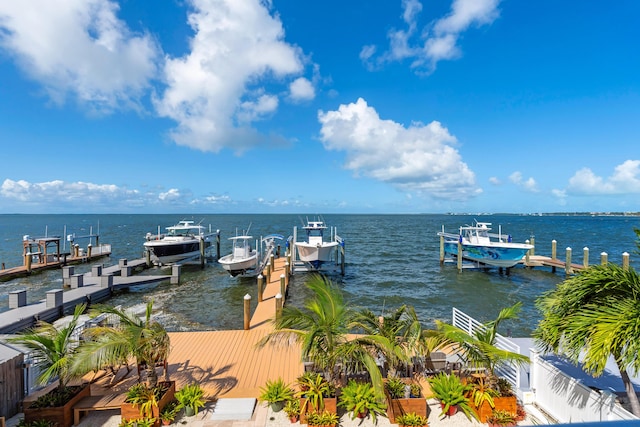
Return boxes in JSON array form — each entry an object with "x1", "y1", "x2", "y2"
[
  {"x1": 473, "y1": 395, "x2": 517, "y2": 423},
  {"x1": 24, "y1": 384, "x2": 91, "y2": 427},
  {"x1": 121, "y1": 381, "x2": 176, "y2": 427},
  {"x1": 299, "y1": 397, "x2": 337, "y2": 423},
  {"x1": 384, "y1": 378, "x2": 427, "y2": 424}
]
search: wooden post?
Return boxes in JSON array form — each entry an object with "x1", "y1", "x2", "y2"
[
  {"x1": 257, "y1": 274, "x2": 264, "y2": 302},
  {"x1": 270, "y1": 253, "x2": 275, "y2": 274},
  {"x1": 25, "y1": 253, "x2": 32, "y2": 273},
  {"x1": 266, "y1": 262, "x2": 271, "y2": 283},
  {"x1": 243, "y1": 294, "x2": 251, "y2": 330},
  {"x1": 622, "y1": 252, "x2": 630, "y2": 270},
  {"x1": 565, "y1": 247, "x2": 573, "y2": 275},
  {"x1": 600, "y1": 252, "x2": 608, "y2": 265},
  {"x1": 525, "y1": 240, "x2": 530, "y2": 266},
  {"x1": 340, "y1": 242, "x2": 345, "y2": 275},
  {"x1": 530, "y1": 237, "x2": 535, "y2": 256},
  {"x1": 280, "y1": 274, "x2": 286, "y2": 298},
  {"x1": 199, "y1": 236, "x2": 205, "y2": 268},
  {"x1": 457, "y1": 240, "x2": 463, "y2": 272},
  {"x1": 285, "y1": 261, "x2": 290, "y2": 282},
  {"x1": 551, "y1": 240, "x2": 557, "y2": 260},
  {"x1": 87, "y1": 244, "x2": 92, "y2": 258},
  {"x1": 145, "y1": 249, "x2": 151, "y2": 267},
  {"x1": 583, "y1": 247, "x2": 589, "y2": 268},
  {"x1": 275, "y1": 293, "x2": 283, "y2": 320},
  {"x1": 439, "y1": 231, "x2": 445, "y2": 264},
  {"x1": 216, "y1": 230, "x2": 221, "y2": 260}
]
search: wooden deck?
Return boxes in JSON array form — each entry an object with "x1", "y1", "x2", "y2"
[{"x1": 91, "y1": 254, "x2": 302, "y2": 400}]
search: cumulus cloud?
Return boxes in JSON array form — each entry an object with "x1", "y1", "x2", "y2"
[
  {"x1": 509, "y1": 171, "x2": 538, "y2": 192},
  {"x1": 289, "y1": 77, "x2": 315, "y2": 102},
  {"x1": 0, "y1": 0, "x2": 159, "y2": 112},
  {"x1": 488, "y1": 177, "x2": 501, "y2": 185},
  {"x1": 154, "y1": 0, "x2": 308, "y2": 154},
  {"x1": 1, "y1": 179, "x2": 140, "y2": 206},
  {"x1": 317, "y1": 98, "x2": 478, "y2": 200},
  {"x1": 363, "y1": 0, "x2": 501, "y2": 73},
  {"x1": 565, "y1": 160, "x2": 640, "y2": 195}
]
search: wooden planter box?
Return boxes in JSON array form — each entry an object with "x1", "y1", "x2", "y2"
[
  {"x1": 384, "y1": 378, "x2": 427, "y2": 424},
  {"x1": 299, "y1": 397, "x2": 337, "y2": 423},
  {"x1": 121, "y1": 381, "x2": 176, "y2": 427},
  {"x1": 24, "y1": 384, "x2": 91, "y2": 427},
  {"x1": 473, "y1": 395, "x2": 517, "y2": 423}
]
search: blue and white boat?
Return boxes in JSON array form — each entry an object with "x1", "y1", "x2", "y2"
[{"x1": 438, "y1": 221, "x2": 533, "y2": 268}]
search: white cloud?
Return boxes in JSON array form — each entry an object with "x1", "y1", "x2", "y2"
[
  {"x1": 289, "y1": 77, "x2": 315, "y2": 102},
  {"x1": 317, "y1": 98, "x2": 478, "y2": 200},
  {"x1": 1, "y1": 179, "x2": 139, "y2": 204},
  {"x1": 509, "y1": 171, "x2": 538, "y2": 192},
  {"x1": 158, "y1": 188, "x2": 181, "y2": 201},
  {"x1": 0, "y1": 0, "x2": 159, "y2": 112},
  {"x1": 363, "y1": 0, "x2": 501, "y2": 73},
  {"x1": 489, "y1": 177, "x2": 501, "y2": 185},
  {"x1": 566, "y1": 160, "x2": 640, "y2": 195},
  {"x1": 154, "y1": 0, "x2": 307, "y2": 154}
]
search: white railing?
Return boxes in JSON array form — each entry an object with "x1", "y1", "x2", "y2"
[
  {"x1": 530, "y1": 350, "x2": 638, "y2": 422},
  {"x1": 452, "y1": 307, "x2": 521, "y2": 389}
]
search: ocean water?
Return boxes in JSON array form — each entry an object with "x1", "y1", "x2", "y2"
[{"x1": 1, "y1": 213, "x2": 639, "y2": 336}]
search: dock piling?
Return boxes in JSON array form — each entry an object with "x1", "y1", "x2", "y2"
[
  {"x1": 9, "y1": 290, "x2": 26, "y2": 309},
  {"x1": 280, "y1": 274, "x2": 285, "y2": 298},
  {"x1": 275, "y1": 293, "x2": 282, "y2": 320},
  {"x1": 600, "y1": 252, "x2": 608, "y2": 265},
  {"x1": 243, "y1": 294, "x2": 251, "y2": 330},
  {"x1": 565, "y1": 247, "x2": 573, "y2": 275},
  {"x1": 623, "y1": 252, "x2": 630, "y2": 270},
  {"x1": 171, "y1": 264, "x2": 181, "y2": 284},
  {"x1": 257, "y1": 274, "x2": 264, "y2": 302},
  {"x1": 583, "y1": 247, "x2": 589, "y2": 268},
  {"x1": 551, "y1": 240, "x2": 557, "y2": 260}
]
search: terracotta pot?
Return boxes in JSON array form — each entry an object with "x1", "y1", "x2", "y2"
[{"x1": 440, "y1": 402, "x2": 458, "y2": 416}]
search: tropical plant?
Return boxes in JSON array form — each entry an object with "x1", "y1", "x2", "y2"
[
  {"x1": 427, "y1": 373, "x2": 476, "y2": 420},
  {"x1": 338, "y1": 380, "x2": 386, "y2": 421},
  {"x1": 350, "y1": 304, "x2": 424, "y2": 376},
  {"x1": 7, "y1": 303, "x2": 87, "y2": 391},
  {"x1": 430, "y1": 302, "x2": 529, "y2": 376},
  {"x1": 16, "y1": 420, "x2": 57, "y2": 427},
  {"x1": 125, "y1": 383, "x2": 159, "y2": 418},
  {"x1": 487, "y1": 409, "x2": 516, "y2": 426},
  {"x1": 409, "y1": 382, "x2": 422, "y2": 398},
  {"x1": 160, "y1": 400, "x2": 179, "y2": 424},
  {"x1": 295, "y1": 372, "x2": 333, "y2": 414},
  {"x1": 306, "y1": 410, "x2": 340, "y2": 426},
  {"x1": 534, "y1": 262, "x2": 640, "y2": 416},
  {"x1": 468, "y1": 375, "x2": 499, "y2": 410},
  {"x1": 395, "y1": 412, "x2": 429, "y2": 427},
  {"x1": 258, "y1": 275, "x2": 386, "y2": 397},
  {"x1": 385, "y1": 375, "x2": 407, "y2": 399},
  {"x1": 259, "y1": 377, "x2": 294, "y2": 411},
  {"x1": 118, "y1": 418, "x2": 156, "y2": 427},
  {"x1": 284, "y1": 398, "x2": 301, "y2": 421},
  {"x1": 175, "y1": 382, "x2": 206, "y2": 416},
  {"x1": 73, "y1": 300, "x2": 170, "y2": 387}
]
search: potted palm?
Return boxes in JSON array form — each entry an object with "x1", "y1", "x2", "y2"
[
  {"x1": 295, "y1": 373, "x2": 336, "y2": 422},
  {"x1": 338, "y1": 380, "x2": 386, "y2": 421},
  {"x1": 175, "y1": 383, "x2": 206, "y2": 416},
  {"x1": 121, "y1": 381, "x2": 176, "y2": 426},
  {"x1": 159, "y1": 400, "x2": 179, "y2": 425},
  {"x1": 306, "y1": 410, "x2": 340, "y2": 427},
  {"x1": 384, "y1": 375, "x2": 426, "y2": 424},
  {"x1": 487, "y1": 409, "x2": 517, "y2": 427},
  {"x1": 259, "y1": 377, "x2": 294, "y2": 412},
  {"x1": 8, "y1": 304, "x2": 92, "y2": 427},
  {"x1": 427, "y1": 373, "x2": 475, "y2": 420}
]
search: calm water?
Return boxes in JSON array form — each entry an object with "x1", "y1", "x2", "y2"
[{"x1": 1, "y1": 214, "x2": 639, "y2": 336}]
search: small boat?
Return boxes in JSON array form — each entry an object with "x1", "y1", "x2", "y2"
[
  {"x1": 295, "y1": 219, "x2": 339, "y2": 269},
  {"x1": 144, "y1": 220, "x2": 215, "y2": 266},
  {"x1": 218, "y1": 235, "x2": 258, "y2": 277},
  {"x1": 437, "y1": 221, "x2": 534, "y2": 268}
]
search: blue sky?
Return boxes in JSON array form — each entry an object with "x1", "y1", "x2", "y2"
[{"x1": 1, "y1": 0, "x2": 639, "y2": 214}]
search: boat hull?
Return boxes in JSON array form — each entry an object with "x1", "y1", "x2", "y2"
[
  {"x1": 296, "y1": 242, "x2": 338, "y2": 267},
  {"x1": 144, "y1": 239, "x2": 212, "y2": 265},
  {"x1": 218, "y1": 252, "x2": 258, "y2": 277},
  {"x1": 444, "y1": 241, "x2": 532, "y2": 268}
]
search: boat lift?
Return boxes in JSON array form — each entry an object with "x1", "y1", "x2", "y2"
[{"x1": 288, "y1": 225, "x2": 345, "y2": 275}]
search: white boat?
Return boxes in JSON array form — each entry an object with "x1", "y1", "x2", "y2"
[
  {"x1": 437, "y1": 221, "x2": 534, "y2": 268},
  {"x1": 144, "y1": 220, "x2": 215, "y2": 266},
  {"x1": 295, "y1": 219, "x2": 339, "y2": 268},
  {"x1": 218, "y1": 235, "x2": 258, "y2": 277}
]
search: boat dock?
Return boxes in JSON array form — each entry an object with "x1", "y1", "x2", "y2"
[{"x1": 0, "y1": 258, "x2": 179, "y2": 334}]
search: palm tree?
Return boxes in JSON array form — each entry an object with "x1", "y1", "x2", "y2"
[
  {"x1": 73, "y1": 301, "x2": 170, "y2": 387},
  {"x1": 259, "y1": 274, "x2": 387, "y2": 398},
  {"x1": 350, "y1": 304, "x2": 424, "y2": 377},
  {"x1": 534, "y1": 263, "x2": 640, "y2": 416},
  {"x1": 430, "y1": 302, "x2": 529, "y2": 376},
  {"x1": 7, "y1": 303, "x2": 87, "y2": 390}
]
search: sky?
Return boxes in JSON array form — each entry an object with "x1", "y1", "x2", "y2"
[{"x1": 0, "y1": 0, "x2": 639, "y2": 214}]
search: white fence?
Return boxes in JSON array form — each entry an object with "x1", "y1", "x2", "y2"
[
  {"x1": 530, "y1": 350, "x2": 638, "y2": 423},
  {"x1": 452, "y1": 307, "x2": 521, "y2": 390}
]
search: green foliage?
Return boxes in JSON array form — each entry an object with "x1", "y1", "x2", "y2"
[
  {"x1": 487, "y1": 409, "x2": 516, "y2": 426},
  {"x1": 27, "y1": 385, "x2": 84, "y2": 409},
  {"x1": 125, "y1": 383, "x2": 158, "y2": 417},
  {"x1": 427, "y1": 373, "x2": 476, "y2": 420},
  {"x1": 385, "y1": 375, "x2": 407, "y2": 399},
  {"x1": 8, "y1": 303, "x2": 87, "y2": 389},
  {"x1": 395, "y1": 412, "x2": 429, "y2": 426},
  {"x1": 16, "y1": 419, "x2": 56, "y2": 427},
  {"x1": 306, "y1": 410, "x2": 339, "y2": 426},
  {"x1": 338, "y1": 380, "x2": 386, "y2": 422},
  {"x1": 175, "y1": 382, "x2": 206, "y2": 415},
  {"x1": 284, "y1": 398, "x2": 300, "y2": 417},
  {"x1": 160, "y1": 400, "x2": 180, "y2": 422},
  {"x1": 409, "y1": 382, "x2": 422, "y2": 397},
  {"x1": 296, "y1": 373, "x2": 332, "y2": 413},
  {"x1": 118, "y1": 418, "x2": 156, "y2": 427},
  {"x1": 259, "y1": 377, "x2": 295, "y2": 404}
]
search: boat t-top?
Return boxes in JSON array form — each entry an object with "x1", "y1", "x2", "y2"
[
  {"x1": 218, "y1": 234, "x2": 258, "y2": 277},
  {"x1": 438, "y1": 221, "x2": 534, "y2": 268},
  {"x1": 295, "y1": 219, "x2": 340, "y2": 269}
]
